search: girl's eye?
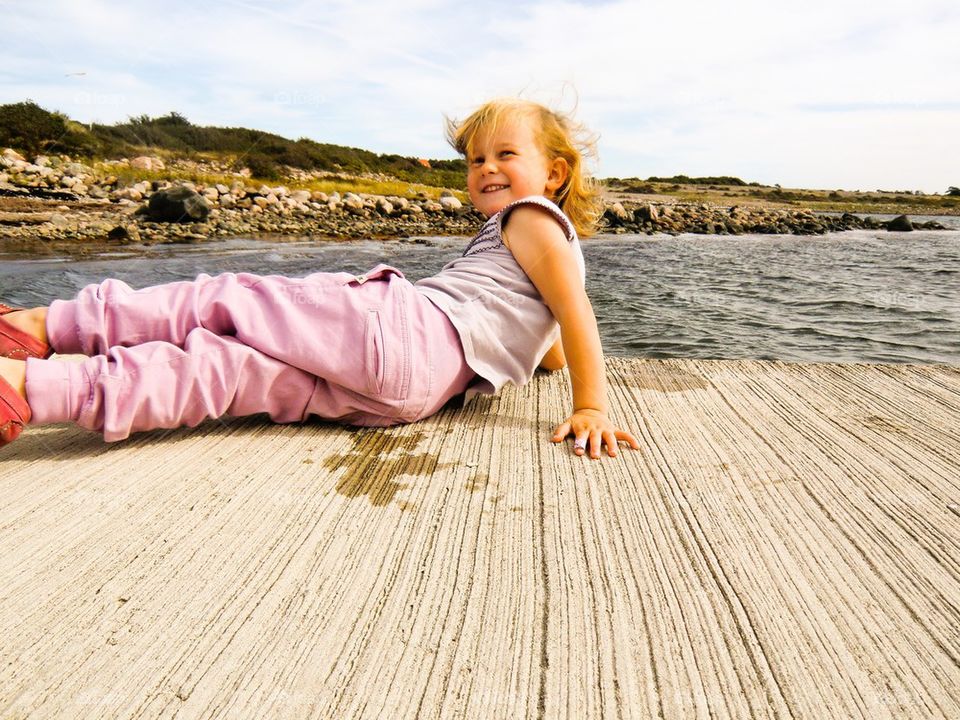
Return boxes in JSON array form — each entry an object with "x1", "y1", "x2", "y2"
[{"x1": 500, "y1": 150, "x2": 515, "y2": 158}]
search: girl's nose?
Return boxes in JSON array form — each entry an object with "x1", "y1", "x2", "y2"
[{"x1": 481, "y1": 159, "x2": 497, "y2": 175}]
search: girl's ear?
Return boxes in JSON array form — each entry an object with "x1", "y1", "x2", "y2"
[{"x1": 546, "y1": 157, "x2": 569, "y2": 194}]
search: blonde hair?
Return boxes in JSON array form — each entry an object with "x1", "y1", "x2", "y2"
[{"x1": 445, "y1": 98, "x2": 602, "y2": 238}]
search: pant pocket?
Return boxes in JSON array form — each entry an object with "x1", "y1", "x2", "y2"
[{"x1": 364, "y1": 309, "x2": 385, "y2": 396}]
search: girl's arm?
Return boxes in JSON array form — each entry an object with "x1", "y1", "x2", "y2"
[{"x1": 503, "y1": 206, "x2": 640, "y2": 459}]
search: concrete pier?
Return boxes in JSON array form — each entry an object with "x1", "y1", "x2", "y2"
[{"x1": 2, "y1": 358, "x2": 958, "y2": 718}]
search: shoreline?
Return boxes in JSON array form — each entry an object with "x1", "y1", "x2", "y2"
[
  {"x1": 0, "y1": 149, "x2": 953, "y2": 258},
  {"x1": 1, "y1": 186, "x2": 952, "y2": 260}
]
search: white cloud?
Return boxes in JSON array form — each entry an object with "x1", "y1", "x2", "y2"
[{"x1": 0, "y1": 0, "x2": 957, "y2": 191}]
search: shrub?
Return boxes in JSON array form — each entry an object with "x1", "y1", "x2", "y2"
[
  {"x1": 241, "y1": 152, "x2": 282, "y2": 180},
  {"x1": 0, "y1": 100, "x2": 99, "y2": 156}
]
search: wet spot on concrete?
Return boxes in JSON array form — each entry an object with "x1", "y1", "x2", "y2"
[{"x1": 324, "y1": 428, "x2": 453, "y2": 507}]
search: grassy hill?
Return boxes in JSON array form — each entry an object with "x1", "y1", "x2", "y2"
[{"x1": 0, "y1": 100, "x2": 467, "y2": 189}]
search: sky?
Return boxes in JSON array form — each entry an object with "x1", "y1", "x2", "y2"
[{"x1": 2, "y1": 0, "x2": 958, "y2": 193}]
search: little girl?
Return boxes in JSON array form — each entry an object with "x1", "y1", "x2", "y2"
[{"x1": 0, "y1": 98, "x2": 639, "y2": 459}]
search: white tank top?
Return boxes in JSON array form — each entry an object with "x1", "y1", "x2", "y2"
[{"x1": 414, "y1": 195, "x2": 586, "y2": 405}]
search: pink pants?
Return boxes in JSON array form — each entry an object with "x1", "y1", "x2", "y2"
[{"x1": 24, "y1": 264, "x2": 476, "y2": 442}]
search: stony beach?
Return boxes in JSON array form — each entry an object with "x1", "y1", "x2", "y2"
[{"x1": 0, "y1": 148, "x2": 949, "y2": 257}]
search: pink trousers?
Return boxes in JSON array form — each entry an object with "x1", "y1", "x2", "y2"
[{"x1": 24, "y1": 264, "x2": 476, "y2": 442}]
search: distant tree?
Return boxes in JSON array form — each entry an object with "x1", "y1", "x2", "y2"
[
  {"x1": 0, "y1": 100, "x2": 98, "y2": 156},
  {"x1": 0, "y1": 100, "x2": 68, "y2": 155},
  {"x1": 947, "y1": 186, "x2": 960, "y2": 196}
]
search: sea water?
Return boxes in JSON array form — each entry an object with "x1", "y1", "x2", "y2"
[{"x1": 2, "y1": 224, "x2": 958, "y2": 366}]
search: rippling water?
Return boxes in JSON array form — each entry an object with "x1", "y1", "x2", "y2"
[{"x1": 2, "y1": 224, "x2": 959, "y2": 365}]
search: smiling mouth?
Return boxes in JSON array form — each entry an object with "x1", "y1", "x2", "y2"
[{"x1": 482, "y1": 184, "x2": 509, "y2": 193}]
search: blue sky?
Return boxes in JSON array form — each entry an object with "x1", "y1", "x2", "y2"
[{"x1": 2, "y1": 0, "x2": 958, "y2": 192}]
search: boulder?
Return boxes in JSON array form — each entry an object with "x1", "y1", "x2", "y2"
[
  {"x1": 107, "y1": 225, "x2": 141, "y2": 243},
  {"x1": 145, "y1": 186, "x2": 211, "y2": 223},
  {"x1": 343, "y1": 193, "x2": 365, "y2": 212},
  {"x1": 634, "y1": 203, "x2": 659, "y2": 223},
  {"x1": 886, "y1": 215, "x2": 913, "y2": 231},
  {"x1": 439, "y1": 195, "x2": 462, "y2": 212},
  {"x1": 129, "y1": 155, "x2": 165, "y2": 171},
  {"x1": 2, "y1": 148, "x2": 26, "y2": 163}
]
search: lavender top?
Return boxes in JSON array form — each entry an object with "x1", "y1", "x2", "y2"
[{"x1": 414, "y1": 195, "x2": 586, "y2": 405}]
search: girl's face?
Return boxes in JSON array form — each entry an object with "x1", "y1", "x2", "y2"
[{"x1": 466, "y1": 117, "x2": 566, "y2": 218}]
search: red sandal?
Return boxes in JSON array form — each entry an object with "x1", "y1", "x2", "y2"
[
  {"x1": 0, "y1": 374, "x2": 30, "y2": 446},
  {"x1": 0, "y1": 303, "x2": 51, "y2": 360}
]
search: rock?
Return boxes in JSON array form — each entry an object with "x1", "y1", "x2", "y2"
[
  {"x1": 635, "y1": 203, "x2": 659, "y2": 222},
  {"x1": 253, "y1": 196, "x2": 270, "y2": 208},
  {"x1": 49, "y1": 213, "x2": 70, "y2": 227},
  {"x1": 887, "y1": 215, "x2": 913, "y2": 231},
  {"x1": 215, "y1": 184, "x2": 230, "y2": 195},
  {"x1": 128, "y1": 156, "x2": 165, "y2": 171},
  {"x1": 34, "y1": 155, "x2": 51, "y2": 167},
  {"x1": 64, "y1": 162, "x2": 90, "y2": 177},
  {"x1": 423, "y1": 201, "x2": 443, "y2": 213},
  {"x1": 2, "y1": 148, "x2": 26, "y2": 163},
  {"x1": 107, "y1": 225, "x2": 141, "y2": 243},
  {"x1": 145, "y1": 185, "x2": 211, "y2": 222},
  {"x1": 311, "y1": 191, "x2": 328, "y2": 203},
  {"x1": 88, "y1": 185, "x2": 109, "y2": 199},
  {"x1": 439, "y1": 195, "x2": 462, "y2": 212},
  {"x1": 343, "y1": 193, "x2": 365, "y2": 213},
  {"x1": 375, "y1": 197, "x2": 394, "y2": 215},
  {"x1": 290, "y1": 190, "x2": 312, "y2": 203},
  {"x1": 840, "y1": 212, "x2": 863, "y2": 229},
  {"x1": 113, "y1": 187, "x2": 142, "y2": 201}
]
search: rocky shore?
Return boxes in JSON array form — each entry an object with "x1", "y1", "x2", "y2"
[{"x1": 0, "y1": 148, "x2": 948, "y2": 256}]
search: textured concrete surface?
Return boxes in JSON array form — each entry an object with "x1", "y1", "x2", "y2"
[{"x1": 1, "y1": 358, "x2": 958, "y2": 718}]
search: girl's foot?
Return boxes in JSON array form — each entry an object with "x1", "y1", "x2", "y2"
[
  {"x1": 0, "y1": 306, "x2": 50, "y2": 359},
  {"x1": 0, "y1": 356, "x2": 30, "y2": 446}
]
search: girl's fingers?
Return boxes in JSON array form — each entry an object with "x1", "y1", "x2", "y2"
[
  {"x1": 615, "y1": 429, "x2": 641, "y2": 449},
  {"x1": 602, "y1": 430, "x2": 618, "y2": 457},
  {"x1": 589, "y1": 430, "x2": 602, "y2": 458},
  {"x1": 552, "y1": 422, "x2": 571, "y2": 442}
]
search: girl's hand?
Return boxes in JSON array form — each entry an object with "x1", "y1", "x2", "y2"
[{"x1": 552, "y1": 408, "x2": 641, "y2": 459}]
